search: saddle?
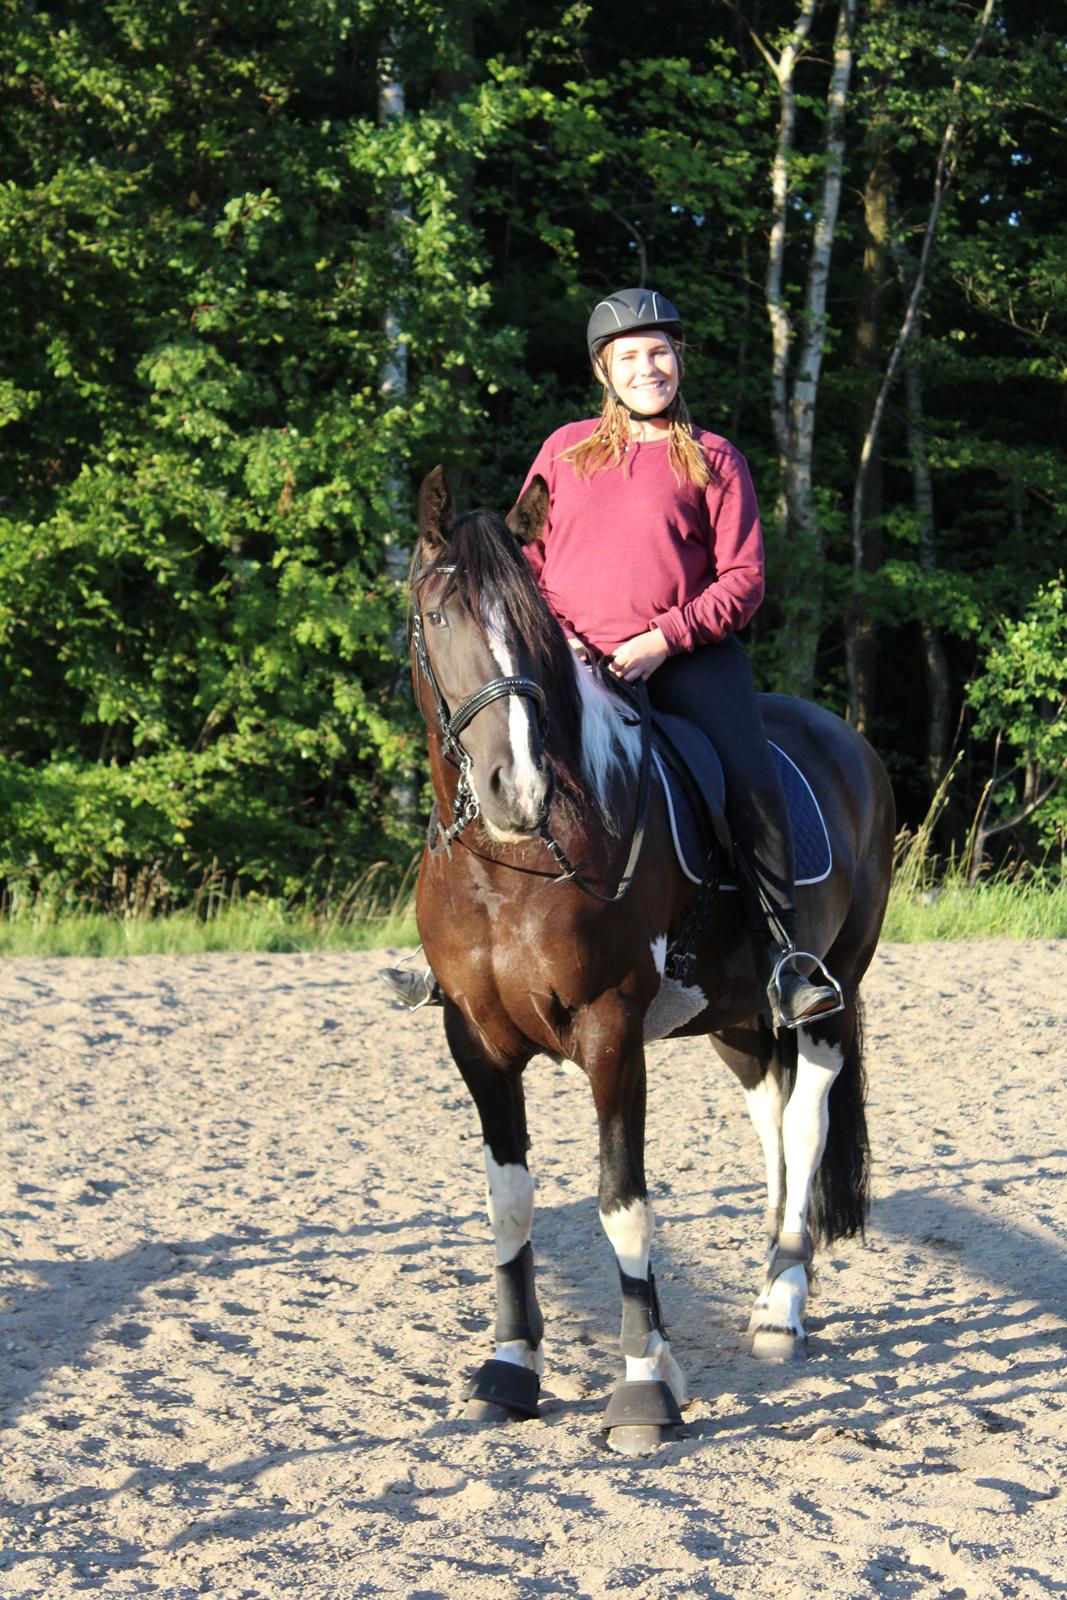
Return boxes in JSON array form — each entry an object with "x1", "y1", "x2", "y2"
[{"x1": 649, "y1": 709, "x2": 832, "y2": 891}]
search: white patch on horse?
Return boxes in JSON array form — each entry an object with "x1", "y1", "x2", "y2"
[
  {"x1": 484, "y1": 1148, "x2": 534, "y2": 1264},
  {"x1": 781, "y1": 1029, "x2": 843, "y2": 1236},
  {"x1": 599, "y1": 1195, "x2": 653, "y2": 1278},
  {"x1": 623, "y1": 1329, "x2": 688, "y2": 1404},
  {"x1": 650, "y1": 934, "x2": 667, "y2": 976},
  {"x1": 643, "y1": 977, "x2": 707, "y2": 1041},
  {"x1": 601, "y1": 1197, "x2": 687, "y2": 1404},
  {"x1": 484, "y1": 1149, "x2": 542, "y2": 1375},
  {"x1": 744, "y1": 1071, "x2": 784, "y2": 1219},
  {"x1": 751, "y1": 1029, "x2": 844, "y2": 1344},
  {"x1": 485, "y1": 603, "x2": 543, "y2": 814},
  {"x1": 573, "y1": 657, "x2": 640, "y2": 817}
]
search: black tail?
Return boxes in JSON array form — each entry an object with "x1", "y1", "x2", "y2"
[{"x1": 810, "y1": 997, "x2": 870, "y2": 1245}]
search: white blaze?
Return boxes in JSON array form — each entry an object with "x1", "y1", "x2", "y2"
[{"x1": 485, "y1": 611, "x2": 542, "y2": 812}]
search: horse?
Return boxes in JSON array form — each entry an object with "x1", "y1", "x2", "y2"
[{"x1": 408, "y1": 466, "x2": 895, "y2": 1454}]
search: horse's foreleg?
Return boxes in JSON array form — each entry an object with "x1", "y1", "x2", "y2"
[
  {"x1": 444, "y1": 1005, "x2": 543, "y2": 1423},
  {"x1": 580, "y1": 998, "x2": 686, "y2": 1454},
  {"x1": 750, "y1": 1022, "x2": 844, "y2": 1361}
]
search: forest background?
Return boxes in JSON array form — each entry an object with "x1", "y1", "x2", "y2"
[{"x1": 1, "y1": 0, "x2": 1064, "y2": 918}]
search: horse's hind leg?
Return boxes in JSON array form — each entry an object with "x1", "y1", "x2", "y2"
[
  {"x1": 749, "y1": 1000, "x2": 868, "y2": 1362},
  {"x1": 578, "y1": 996, "x2": 686, "y2": 1455},
  {"x1": 709, "y1": 1021, "x2": 784, "y2": 1247},
  {"x1": 443, "y1": 1005, "x2": 543, "y2": 1424}
]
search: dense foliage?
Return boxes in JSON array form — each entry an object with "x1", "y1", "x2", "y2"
[{"x1": 1, "y1": 0, "x2": 1064, "y2": 905}]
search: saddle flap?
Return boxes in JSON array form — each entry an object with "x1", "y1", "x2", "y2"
[{"x1": 650, "y1": 709, "x2": 732, "y2": 855}]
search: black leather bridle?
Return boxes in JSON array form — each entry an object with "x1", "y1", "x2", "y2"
[
  {"x1": 410, "y1": 563, "x2": 652, "y2": 899},
  {"x1": 411, "y1": 566, "x2": 549, "y2": 855}
]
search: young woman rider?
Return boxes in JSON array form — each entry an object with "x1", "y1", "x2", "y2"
[{"x1": 382, "y1": 287, "x2": 840, "y2": 1029}]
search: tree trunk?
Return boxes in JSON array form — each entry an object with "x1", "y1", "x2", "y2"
[
  {"x1": 759, "y1": 0, "x2": 855, "y2": 698},
  {"x1": 845, "y1": 5, "x2": 891, "y2": 733},
  {"x1": 904, "y1": 357, "x2": 953, "y2": 792},
  {"x1": 848, "y1": 0, "x2": 997, "y2": 725}
]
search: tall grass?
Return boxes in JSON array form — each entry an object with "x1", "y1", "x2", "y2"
[
  {"x1": 2, "y1": 774, "x2": 1064, "y2": 955},
  {"x1": 884, "y1": 758, "x2": 1067, "y2": 941},
  {"x1": 0, "y1": 862, "x2": 419, "y2": 958}
]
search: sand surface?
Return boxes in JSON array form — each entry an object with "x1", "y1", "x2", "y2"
[{"x1": 1, "y1": 941, "x2": 1065, "y2": 1599}]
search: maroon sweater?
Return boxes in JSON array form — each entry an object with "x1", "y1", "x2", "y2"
[{"x1": 518, "y1": 419, "x2": 765, "y2": 657}]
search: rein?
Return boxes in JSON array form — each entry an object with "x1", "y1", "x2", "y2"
[{"x1": 411, "y1": 567, "x2": 653, "y2": 901}]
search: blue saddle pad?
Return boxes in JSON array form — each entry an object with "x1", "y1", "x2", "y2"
[{"x1": 653, "y1": 741, "x2": 832, "y2": 889}]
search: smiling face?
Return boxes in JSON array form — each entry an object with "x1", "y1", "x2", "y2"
[{"x1": 599, "y1": 331, "x2": 680, "y2": 415}]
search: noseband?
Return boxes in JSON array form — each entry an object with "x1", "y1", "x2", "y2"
[{"x1": 411, "y1": 567, "x2": 549, "y2": 854}]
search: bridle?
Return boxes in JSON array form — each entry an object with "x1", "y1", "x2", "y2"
[
  {"x1": 410, "y1": 562, "x2": 653, "y2": 900},
  {"x1": 411, "y1": 566, "x2": 549, "y2": 855}
]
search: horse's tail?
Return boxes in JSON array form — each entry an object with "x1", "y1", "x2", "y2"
[{"x1": 810, "y1": 996, "x2": 870, "y2": 1246}]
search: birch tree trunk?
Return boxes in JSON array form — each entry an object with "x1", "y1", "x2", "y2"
[
  {"x1": 378, "y1": 43, "x2": 416, "y2": 822},
  {"x1": 759, "y1": 0, "x2": 856, "y2": 698}
]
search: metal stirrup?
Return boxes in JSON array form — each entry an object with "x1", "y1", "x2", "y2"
[{"x1": 770, "y1": 949, "x2": 844, "y2": 1024}]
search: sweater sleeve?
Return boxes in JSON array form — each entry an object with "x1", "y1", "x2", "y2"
[{"x1": 651, "y1": 446, "x2": 766, "y2": 654}]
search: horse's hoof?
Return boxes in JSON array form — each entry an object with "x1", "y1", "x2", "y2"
[
  {"x1": 463, "y1": 1358, "x2": 539, "y2": 1421},
  {"x1": 751, "y1": 1326, "x2": 808, "y2": 1362},
  {"x1": 606, "y1": 1423, "x2": 669, "y2": 1456},
  {"x1": 602, "y1": 1379, "x2": 682, "y2": 1453}
]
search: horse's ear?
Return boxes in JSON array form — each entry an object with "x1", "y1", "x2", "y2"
[
  {"x1": 505, "y1": 475, "x2": 549, "y2": 546},
  {"x1": 418, "y1": 466, "x2": 453, "y2": 553}
]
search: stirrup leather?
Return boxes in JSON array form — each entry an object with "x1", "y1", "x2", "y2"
[{"x1": 768, "y1": 949, "x2": 844, "y2": 1030}]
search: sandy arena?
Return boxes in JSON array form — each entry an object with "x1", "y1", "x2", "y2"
[{"x1": 1, "y1": 941, "x2": 1064, "y2": 1599}]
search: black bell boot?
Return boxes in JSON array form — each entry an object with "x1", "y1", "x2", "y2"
[{"x1": 378, "y1": 957, "x2": 443, "y2": 1010}]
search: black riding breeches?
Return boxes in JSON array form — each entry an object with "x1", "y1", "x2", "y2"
[{"x1": 647, "y1": 634, "x2": 795, "y2": 929}]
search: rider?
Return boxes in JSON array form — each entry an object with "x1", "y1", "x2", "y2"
[{"x1": 382, "y1": 287, "x2": 840, "y2": 1030}]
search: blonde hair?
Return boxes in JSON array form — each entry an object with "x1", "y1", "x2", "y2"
[{"x1": 561, "y1": 337, "x2": 710, "y2": 489}]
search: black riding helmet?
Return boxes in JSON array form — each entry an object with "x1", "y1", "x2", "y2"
[
  {"x1": 586, "y1": 288, "x2": 684, "y2": 420},
  {"x1": 586, "y1": 288, "x2": 684, "y2": 362}
]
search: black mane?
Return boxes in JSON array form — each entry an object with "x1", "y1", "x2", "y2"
[{"x1": 413, "y1": 508, "x2": 586, "y2": 789}]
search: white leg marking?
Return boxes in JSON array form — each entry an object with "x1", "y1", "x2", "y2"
[
  {"x1": 744, "y1": 1072, "x2": 784, "y2": 1220},
  {"x1": 484, "y1": 1147, "x2": 534, "y2": 1264},
  {"x1": 599, "y1": 1196, "x2": 654, "y2": 1278},
  {"x1": 484, "y1": 1148, "x2": 542, "y2": 1375},
  {"x1": 650, "y1": 934, "x2": 667, "y2": 978},
  {"x1": 623, "y1": 1330, "x2": 687, "y2": 1401},
  {"x1": 755, "y1": 1030, "x2": 843, "y2": 1339},
  {"x1": 781, "y1": 1030, "x2": 843, "y2": 1236},
  {"x1": 601, "y1": 1197, "x2": 686, "y2": 1404}
]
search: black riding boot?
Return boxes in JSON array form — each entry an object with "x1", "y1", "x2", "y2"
[
  {"x1": 753, "y1": 910, "x2": 842, "y2": 1032},
  {"x1": 378, "y1": 955, "x2": 443, "y2": 1010}
]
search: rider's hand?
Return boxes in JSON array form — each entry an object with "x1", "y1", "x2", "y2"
[
  {"x1": 608, "y1": 627, "x2": 668, "y2": 682},
  {"x1": 568, "y1": 636, "x2": 591, "y2": 666}
]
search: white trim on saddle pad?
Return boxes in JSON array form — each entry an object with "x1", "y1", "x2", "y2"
[{"x1": 652, "y1": 743, "x2": 833, "y2": 889}]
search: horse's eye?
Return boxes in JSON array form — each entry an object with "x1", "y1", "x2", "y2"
[{"x1": 425, "y1": 610, "x2": 446, "y2": 627}]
